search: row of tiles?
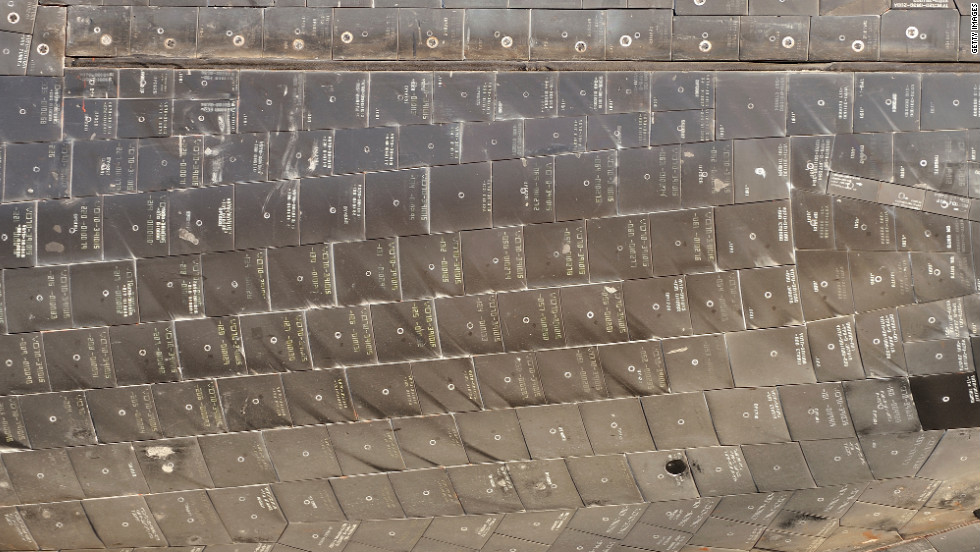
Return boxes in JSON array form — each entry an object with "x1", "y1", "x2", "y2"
[
  {"x1": 1, "y1": 130, "x2": 978, "y2": 224},
  {"x1": 6, "y1": 71, "x2": 979, "y2": 143},
  {"x1": 0, "y1": 288, "x2": 976, "y2": 393},
  {"x1": 29, "y1": 115, "x2": 980, "y2": 192},
  {"x1": 0, "y1": 248, "x2": 975, "y2": 382},
  {"x1": 0, "y1": 194, "x2": 975, "y2": 324},
  {"x1": 0, "y1": 217, "x2": 971, "y2": 326},
  {"x1": 3, "y1": 473, "x2": 977, "y2": 551},
  {"x1": 1, "y1": 126, "x2": 977, "y2": 206},
  {"x1": 0, "y1": 465, "x2": 967, "y2": 551},
  {"x1": 8, "y1": 426, "x2": 974, "y2": 515},
  {"x1": 1, "y1": 138, "x2": 979, "y2": 262},
  {"x1": 2, "y1": 404, "x2": 975, "y2": 506},
  {"x1": 17, "y1": 7, "x2": 971, "y2": 63},
  {"x1": 50, "y1": 69, "x2": 980, "y2": 131},
  {"x1": 0, "y1": 207, "x2": 969, "y2": 298},
  {"x1": 1, "y1": 327, "x2": 976, "y2": 448}
]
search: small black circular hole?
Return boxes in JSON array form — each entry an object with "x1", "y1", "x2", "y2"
[
  {"x1": 973, "y1": 508, "x2": 980, "y2": 520},
  {"x1": 665, "y1": 459, "x2": 687, "y2": 475}
]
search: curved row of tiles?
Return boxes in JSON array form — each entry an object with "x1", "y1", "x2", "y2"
[
  {"x1": 0, "y1": 250, "x2": 973, "y2": 386},
  {"x1": 0, "y1": 289, "x2": 976, "y2": 444},
  {"x1": 3, "y1": 382, "x2": 976, "y2": 495},
  {"x1": 0, "y1": 428, "x2": 977, "y2": 549}
]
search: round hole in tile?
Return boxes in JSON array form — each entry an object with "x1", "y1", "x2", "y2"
[{"x1": 665, "y1": 459, "x2": 687, "y2": 475}]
